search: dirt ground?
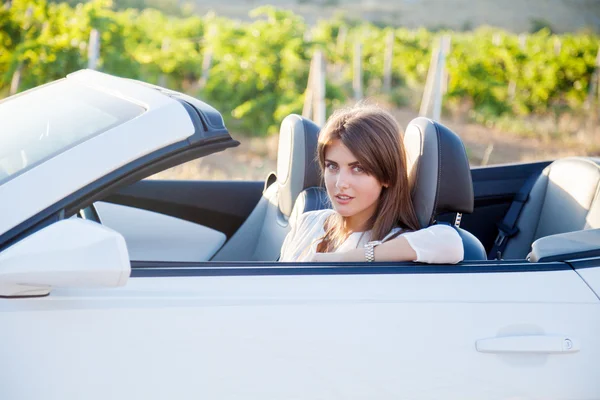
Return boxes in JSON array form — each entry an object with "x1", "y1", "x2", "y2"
[
  {"x1": 151, "y1": 105, "x2": 599, "y2": 181},
  {"x1": 391, "y1": 107, "x2": 600, "y2": 166}
]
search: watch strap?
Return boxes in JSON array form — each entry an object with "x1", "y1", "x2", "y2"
[{"x1": 364, "y1": 240, "x2": 383, "y2": 262}]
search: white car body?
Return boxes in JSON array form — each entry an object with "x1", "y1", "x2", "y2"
[{"x1": 0, "y1": 70, "x2": 599, "y2": 400}]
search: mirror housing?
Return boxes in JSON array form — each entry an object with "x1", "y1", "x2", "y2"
[
  {"x1": 0, "y1": 219, "x2": 130, "y2": 297},
  {"x1": 529, "y1": 229, "x2": 600, "y2": 263}
]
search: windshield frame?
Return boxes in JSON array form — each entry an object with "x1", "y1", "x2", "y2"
[{"x1": 0, "y1": 78, "x2": 146, "y2": 186}]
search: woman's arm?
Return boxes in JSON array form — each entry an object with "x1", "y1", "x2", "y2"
[
  {"x1": 311, "y1": 224, "x2": 464, "y2": 264},
  {"x1": 311, "y1": 236, "x2": 416, "y2": 263}
]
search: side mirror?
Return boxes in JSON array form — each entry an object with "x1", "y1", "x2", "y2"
[{"x1": 0, "y1": 219, "x2": 130, "y2": 297}]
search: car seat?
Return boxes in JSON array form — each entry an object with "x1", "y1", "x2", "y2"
[
  {"x1": 500, "y1": 157, "x2": 600, "y2": 260},
  {"x1": 211, "y1": 114, "x2": 321, "y2": 261}
]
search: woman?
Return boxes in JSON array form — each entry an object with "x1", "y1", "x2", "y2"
[{"x1": 279, "y1": 104, "x2": 463, "y2": 263}]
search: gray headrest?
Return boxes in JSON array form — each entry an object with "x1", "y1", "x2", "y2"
[
  {"x1": 276, "y1": 114, "x2": 321, "y2": 217},
  {"x1": 404, "y1": 117, "x2": 474, "y2": 229}
]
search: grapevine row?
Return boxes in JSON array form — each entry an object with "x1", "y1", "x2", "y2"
[{"x1": 1, "y1": 0, "x2": 598, "y2": 135}]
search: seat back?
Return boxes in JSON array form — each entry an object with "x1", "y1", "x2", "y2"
[
  {"x1": 403, "y1": 117, "x2": 474, "y2": 228},
  {"x1": 503, "y1": 157, "x2": 600, "y2": 260},
  {"x1": 211, "y1": 114, "x2": 321, "y2": 261},
  {"x1": 404, "y1": 117, "x2": 485, "y2": 261}
]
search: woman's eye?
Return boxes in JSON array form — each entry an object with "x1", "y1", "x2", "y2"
[
  {"x1": 325, "y1": 163, "x2": 338, "y2": 171},
  {"x1": 353, "y1": 165, "x2": 365, "y2": 173}
]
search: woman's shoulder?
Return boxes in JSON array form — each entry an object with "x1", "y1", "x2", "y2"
[{"x1": 282, "y1": 209, "x2": 334, "y2": 258}]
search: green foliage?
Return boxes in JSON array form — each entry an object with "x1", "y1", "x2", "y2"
[
  {"x1": 1, "y1": 3, "x2": 599, "y2": 136},
  {"x1": 1, "y1": 0, "x2": 87, "y2": 89},
  {"x1": 200, "y1": 7, "x2": 317, "y2": 135},
  {"x1": 446, "y1": 28, "x2": 599, "y2": 119}
]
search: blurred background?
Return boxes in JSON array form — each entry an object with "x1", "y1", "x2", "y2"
[{"x1": 2, "y1": 0, "x2": 600, "y2": 180}]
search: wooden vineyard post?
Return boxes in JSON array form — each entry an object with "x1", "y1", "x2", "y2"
[
  {"x1": 336, "y1": 25, "x2": 347, "y2": 55},
  {"x1": 383, "y1": 30, "x2": 394, "y2": 92},
  {"x1": 87, "y1": 29, "x2": 100, "y2": 70},
  {"x1": 313, "y1": 50, "x2": 326, "y2": 127},
  {"x1": 432, "y1": 35, "x2": 451, "y2": 121},
  {"x1": 596, "y1": 49, "x2": 600, "y2": 140},
  {"x1": 10, "y1": 6, "x2": 33, "y2": 94},
  {"x1": 585, "y1": 46, "x2": 600, "y2": 110},
  {"x1": 419, "y1": 42, "x2": 439, "y2": 117},
  {"x1": 199, "y1": 48, "x2": 213, "y2": 89},
  {"x1": 492, "y1": 33, "x2": 502, "y2": 46},
  {"x1": 9, "y1": 63, "x2": 22, "y2": 96},
  {"x1": 554, "y1": 36, "x2": 562, "y2": 55},
  {"x1": 334, "y1": 25, "x2": 347, "y2": 82},
  {"x1": 302, "y1": 49, "x2": 327, "y2": 127},
  {"x1": 435, "y1": 35, "x2": 452, "y2": 121},
  {"x1": 518, "y1": 34, "x2": 527, "y2": 51},
  {"x1": 585, "y1": 45, "x2": 600, "y2": 138},
  {"x1": 481, "y1": 144, "x2": 494, "y2": 166},
  {"x1": 508, "y1": 34, "x2": 527, "y2": 102},
  {"x1": 158, "y1": 38, "x2": 170, "y2": 87},
  {"x1": 199, "y1": 25, "x2": 216, "y2": 89},
  {"x1": 353, "y1": 41, "x2": 363, "y2": 101},
  {"x1": 302, "y1": 54, "x2": 315, "y2": 120},
  {"x1": 420, "y1": 35, "x2": 451, "y2": 121}
]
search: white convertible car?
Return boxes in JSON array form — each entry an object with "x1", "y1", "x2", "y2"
[{"x1": 1, "y1": 70, "x2": 599, "y2": 400}]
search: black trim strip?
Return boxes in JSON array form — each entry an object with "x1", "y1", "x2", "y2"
[
  {"x1": 431, "y1": 120, "x2": 442, "y2": 223},
  {"x1": 569, "y1": 258, "x2": 600, "y2": 270},
  {"x1": 105, "y1": 180, "x2": 264, "y2": 237},
  {"x1": 130, "y1": 260, "x2": 572, "y2": 278}
]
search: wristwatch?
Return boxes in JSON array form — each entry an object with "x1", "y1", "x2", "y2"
[{"x1": 364, "y1": 240, "x2": 383, "y2": 262}]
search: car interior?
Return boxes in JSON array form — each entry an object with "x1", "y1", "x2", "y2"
[{"x1": 100, "y1": 114, "x2": 600, "y2": 265}]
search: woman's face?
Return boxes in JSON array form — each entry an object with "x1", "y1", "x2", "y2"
[{"x1": 323, "y1": 139, "x2": 385, "y2": 232}]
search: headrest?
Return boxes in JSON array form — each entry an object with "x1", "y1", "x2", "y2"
[
  {"x1": 404, "y1": 117, "x2": 474, "y2": 229},
  {"x1": 276, "y1": 114, "x2": 321, "y2": 217}
]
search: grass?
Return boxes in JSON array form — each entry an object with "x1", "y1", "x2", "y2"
[{"x1": 467, "y1": 109, "x2": 600, "y2": 149}]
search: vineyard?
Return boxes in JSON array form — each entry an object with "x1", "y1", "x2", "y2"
[{"x1": 1, "y1": 0, "x2": 599, "y2": 137}]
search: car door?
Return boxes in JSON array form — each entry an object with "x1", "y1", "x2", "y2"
[
  {"x1": 1, "y1": 259, "x2": 598, "y2": 400},
  {"x1": 91, "y1": 179, "x2": 266, "y2": 262}
]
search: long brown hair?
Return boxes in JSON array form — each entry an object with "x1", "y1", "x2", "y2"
[{"x1": 316, "y1": 104, "x2": 420, "y2": 252}]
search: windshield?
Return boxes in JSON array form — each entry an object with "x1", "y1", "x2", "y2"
[{"x1": 0, "y1": 79, "x2": 144, "y2": 185}]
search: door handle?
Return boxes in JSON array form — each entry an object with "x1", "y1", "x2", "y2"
[{"x1": 476, "y1": 335, "x2": 579, "y2": 354}]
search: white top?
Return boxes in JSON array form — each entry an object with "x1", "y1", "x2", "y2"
[{"x1": 280, "y1": 209, "x2": 464, "y2": 263}]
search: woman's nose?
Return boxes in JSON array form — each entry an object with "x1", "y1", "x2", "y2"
[{"x1": 336, "y1": 171, "x2": 350, "y2": 189}]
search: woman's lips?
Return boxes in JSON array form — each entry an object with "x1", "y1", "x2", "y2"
[{"x1": 335, "y1": 194, "x2": 354, "y2": 205}]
